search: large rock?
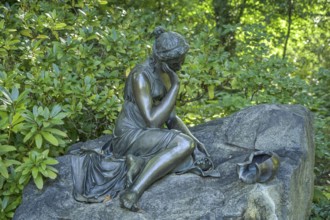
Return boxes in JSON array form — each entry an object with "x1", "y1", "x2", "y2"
[{"x1": 14, "y1": 104, "x2": 314, "y2": 220}]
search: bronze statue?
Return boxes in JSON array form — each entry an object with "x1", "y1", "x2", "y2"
[{"x1": 70, "y1": 27, "x2": 219, "y2": 211}]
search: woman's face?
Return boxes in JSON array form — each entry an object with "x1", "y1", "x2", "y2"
[{"x1": 165, "y1": 55, "x2": 186, "y2": 72}]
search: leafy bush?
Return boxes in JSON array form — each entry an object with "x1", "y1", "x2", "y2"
[{"x1": 0, "y1": 0, "x2": 328, "y2": 219}]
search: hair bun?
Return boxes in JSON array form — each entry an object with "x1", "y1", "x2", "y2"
[{"x1": 153, "y1": 26, "x2": 166, "y2": 39}]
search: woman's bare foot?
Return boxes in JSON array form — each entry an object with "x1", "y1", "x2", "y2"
[
  {"x1": 119, "y1": 190, "x2": 139, "y2": 211},
  {"x1": 126, "y1": 155, "x2": 145, "y2": 188}
]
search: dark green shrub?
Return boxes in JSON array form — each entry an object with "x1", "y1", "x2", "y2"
[{"x1": 0, "y1": 0, "x2": 328, "y2": 218}]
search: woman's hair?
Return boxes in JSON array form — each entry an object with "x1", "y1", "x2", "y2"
[{"x1": 152, "y1": 26, "x2": 189, "y2": 61}]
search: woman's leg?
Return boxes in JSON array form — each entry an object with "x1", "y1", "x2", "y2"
[
  {"x1": 125, "y1": 154, "x2": 145, "y2": 188},
  {"x1": 120, "y1": 133, "x2": 195, "y2": 210}
]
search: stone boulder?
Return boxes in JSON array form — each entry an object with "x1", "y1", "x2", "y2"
[{"x1": 14, "y1": 104, "x2": 314, "y2": 220}]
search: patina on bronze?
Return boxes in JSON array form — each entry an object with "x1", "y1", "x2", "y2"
[{"x1": 70, "y1": 27, "x2": 219, "y2": 211}]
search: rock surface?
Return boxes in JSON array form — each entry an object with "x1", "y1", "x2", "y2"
[{"x1": 14, "y1": 104, "x2": 314, "y2": 220}]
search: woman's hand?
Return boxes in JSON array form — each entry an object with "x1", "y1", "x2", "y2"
[
  {"x1": 162, "y1": 62, "x2": 179, "y2": 86},
  {"x1": 165, "y1": 114, "x2": 211, "y2": 158},
  {"x1": 195, "y1": 157, "x2": 214, "y2": 171}
]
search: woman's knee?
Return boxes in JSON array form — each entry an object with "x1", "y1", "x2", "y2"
[{"x1": 172, "y1": 134, "x2": 195, "y2": 154}]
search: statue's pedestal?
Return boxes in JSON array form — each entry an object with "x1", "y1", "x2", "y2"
[{"x1": 14, "y1": 104, "x2": 314, "y2": 220}]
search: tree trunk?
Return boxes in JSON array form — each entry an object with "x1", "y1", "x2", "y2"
[{"x1": 213, "y1": 0, "x2": 246, "y2": 55}]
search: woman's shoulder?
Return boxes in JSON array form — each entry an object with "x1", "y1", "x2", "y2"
[
  {"x1": 132, "y1": 60, "x2": 152, "y2": 73},
  {"x1": 131, "y1": 61, "x2": 153, "y2": 81}
]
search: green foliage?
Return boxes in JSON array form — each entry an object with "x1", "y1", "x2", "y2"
[
  {"x1": 15, "y1": 150, "x2": 58, "y2": 190},
  {"x1": 311, "y1": 186, "x2": 330, "y2": 219},
  {"x1": 0, "y1": 0, "x2": 328, "y2": 218},
  {"x1": 21, "y1": 105, "x2": 68, "y2": 148},
  {"x1": 0, "y1": 85, "x2": 67, "y2": 218}
]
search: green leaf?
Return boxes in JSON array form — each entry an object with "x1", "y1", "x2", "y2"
[
  {"x1": 33, "y1": 174, "x2": 43, "y2": 189},
  {"x1": 208, "y1": 85, "x2": 215, "y2": 99},
  {"x1": 4, "y1": 197, "x2": 20, "y2": 212},
  {"x1": 15, "y1": 164, "x2": 24, "y2": 173},
  {"x1": 0, "y1": 112, "x2": 8, "y2": 129},
  {"x1": 43, "y1": 121, "x2": 50, "y2": 128},
  {"x1": 19, "y1": 174, "x2": 29, "y2": 184},
  {"x1": 52, "y1": 63, "x2": 60, "y2": 75},
  {"x1": 20, "y1": 29, "x2": 33, "y2": 38},
  {"x1": 33, "y1": 106, "x2": 38, "y2": 117},
  {"x1": 0, "y1": 145, "x2": 16, "y2": 154},
  {"x1": 46, "y1": 166, "x2": 58, "y2": 173},
  {"x1": 53, "y1": 23, "x2": 67, "y2": 30},
  {"x1": 39, "y1": 167, "x2": 48, "y2": 176},
  {"x1": 23, "y1": 130, "x2": 36, "y2": 143},
  {"x1": 22, "y1": 168, "x2": 30, "y2": 175},
  {"x1": 11, "y1": 87, "x2": 19, "y2": 101},
  {"x1": 41, "y1": 149, "x2": 50, "y2": 157},
  {"x1": 50, "y1": 105, "x2": 61, "y2": 117},
  {"x1": 49, "y1": 118, "x2": 64, "y2": 125},
  {"x1": 84, "y1": 76, "x2": 91, "y2": 85},
  {"x1": 44, "y1": 158, "x2": 59, "y2": 165},
  {"x1": 46, "y1": 170, "x2": 57, "y2": 179},
  {"x1": 41, "y1": 131, "x2": 59, "y2": 146},
  {"x1": 44, "y1": 128, "x2": 67, "y2": 137},
  {"x1": 0, "y1": 175, "x2": 4, "y2": 188},
  {"x1": 41, "y1": 162, "x2": 46, "y2": 170},
  {"x1": 22, "y1": 111, "x2": 34, "y2": 123},
  {"x1": 36, "y1": 35, "x2": 49, "y2": 39},
  {"x1": 111, "y1": 28, "x2": 117, "y2": 41},
  {"x1": 30, "y1": 151, "x2": 39, "y2": 162},
  {"x1": 11, "y1": 122, "x2": 24, "y2": 133},
  {"x1": 0, "y1": 97, "x2": 11, "y2": 105},
  {"x1": 2, "y1": 196, "x2": 8, "y2": 209},
  {"x1": 98, "y1": 0, "x2": 108, "y2": 5},
  {"x1": 0, "y1": 134, "x2": 8, "y2": 141},
  {"x1": 35, "y1": 133, "x2": 43, "y2": 148},
  {"x1": 0, "y1": 161, "x2": 9, "y2": 178},
  {"x1": 0, "y1": 48, "x2": 8, "y2": 58},
  {"x1": 0, "y1": 20, "x2": 4, "y2": 29},
  {"x1": 53, "y1": 112, "x2": 68, "y2": 120},
  {"x1": 32, "y1": 167, "x2": 38, "y2": 179},
  {"x1": 32, "y1": 39, "x2": 43, "y2": 49},
  {"x1": 3, "y1": 159, "x2": 20, "y2": 166},
  {"x1": 37, "y1": 106, "x2": 43, "y2": 116},
  {"x1": 43, "y1": 107, "x2": 50, "y2": 120},
  {"x1": 0, "y1": 86, "x2": 13, "y2": 104},
  {"x1": 12, "y1": 113, "x2": 24, "y2": 126}
]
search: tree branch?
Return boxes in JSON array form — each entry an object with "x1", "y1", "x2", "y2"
[
  {"x1": 178, "y1": 92, "x2": 205, "y2": 105},
  {"x1": 236, "y1": 0, "x2": 247, "y2": 24}
]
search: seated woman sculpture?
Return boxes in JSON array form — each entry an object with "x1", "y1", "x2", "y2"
[{"x1": 70, "y1": 27, "x2": 219, "y2": 211}]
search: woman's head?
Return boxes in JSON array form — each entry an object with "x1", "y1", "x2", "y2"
[{"x1": 152, "y1": 27, "x2": 189, "y2": 71}]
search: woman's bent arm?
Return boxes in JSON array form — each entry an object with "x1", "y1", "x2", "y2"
[
  {"x1": 133, "y1": 72, "x2": 179, "y2": 128},
  {"x1": 166, "y1": 112, "x2": 210, "y2": 157}
]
